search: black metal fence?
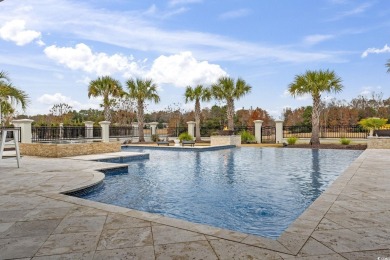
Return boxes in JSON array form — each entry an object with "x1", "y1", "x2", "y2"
[
  {"x1": 30, "y1": 124, "x2": 384, "y2": 143},
  {"x1": 109, "y1": 126, "x2": 134, "y2": 138},
  {"x1": 0, "y1": 127, "x2": 21, "y2": 142},
  {"x1": 32, "y1": 126, "x2": 101, "y2": 143},
  {"x1": 283, "y1": 125, "x2": 370, "y2": 139}
]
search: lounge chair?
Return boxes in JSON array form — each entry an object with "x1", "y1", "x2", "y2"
[
  {"x1": 182, "y1": 140, "x2": 195, "y2": 147},
  {"x1": 157, "y1": 140, "x2": 170, "y2": 146}
]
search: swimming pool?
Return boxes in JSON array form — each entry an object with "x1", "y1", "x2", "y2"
[{"x1": 80, "y1": 147, "x2": 362, "y2": 238}]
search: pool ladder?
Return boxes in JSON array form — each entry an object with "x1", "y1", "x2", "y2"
[{"x1": 0, "y1": 128, "x2": 21, "y2": 168}]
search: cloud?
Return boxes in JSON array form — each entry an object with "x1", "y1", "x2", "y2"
[
  {"x1": 282, "y1": 90, "x2": 311, "y2": 101},
  {"x1": 361, "y1": 44, "x2": 390, "y2": 58},
  {"x1": 144, "y1": 4, "x2": 189, "y2": 19},
  {"x1": 219, "y1": 9, "x2": 251, "y2": 20},
  {"x1": 303, "y1": 34, "x2": 334, "y2": 46},
  {"x1": 44, "y1": 43, "x2": 144, "y2": 77},
  {"x1": 329, "y1": 3, "x2": 372, "y2": 21},
  {"x1": 0, "y1": 0, "x2": 340, "y2": 64},
  {"x1": 359, "y1": 86, "x2": 382, "y2": 96},
  {"x1": 37, "y1": 92, "x2": 100, "y2": 110},
  {"x1": 168, "y1": 0, "x2": 202, "y2": 7},
  {"x1": 147, "y1": 52, "x2": 227, "y2": 87},
  {"x1": 0, "y1": 19, "x2": 41, "y2": 46}
]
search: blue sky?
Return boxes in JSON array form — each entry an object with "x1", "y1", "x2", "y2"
[{"x1": 0, "y1": 0, "x2": 389, "y2": 118}]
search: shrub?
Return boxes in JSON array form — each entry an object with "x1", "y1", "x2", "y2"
[
  {"x1": 287, "y1": 137, "x2": 298, "y2": 145},
  {"x1": 240, "y1": 130, "x2": 256, "y2": 143},
  {"x1": 178, "y1": 132, "x2": 193, "y2": 142},
  {"x1": 359, "y1": 117, "x2": 388, "y2": 130},
  {"x1": 340, "y1": 138, "x2": 351, "y2": 145},
  {"x1": 151, "y1": 134, "x2": 159, "y2": 142}
]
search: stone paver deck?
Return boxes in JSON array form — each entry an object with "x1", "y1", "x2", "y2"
[{"x1": 0, "y1": 149, "x2": 389, "y2": 259}]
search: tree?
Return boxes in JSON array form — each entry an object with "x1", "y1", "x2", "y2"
[
  {"x1": 50, "y1": 103, "x2": 73, "y2": 124},
  {"x1": 288, "y1": 69, "x2": 343, "y2": 145},
  {"x1": 0, "y1": 71, "x2": 29, "y2": 126},
  {"x1": 359, "y1": 117, "x2": 388, "y2": 136},
  {"x1": 211, "y1": 77, "x2": 252, "y2": 130},
  {"x1": 126, "y1": 78, "x2": 160, "y2": 142},
  {"x1": 184, "y1": 85, "x2": 211, "y2": 141},
  {"x1": 87, "y1": 76, "x2": 124, "y2": 121}
]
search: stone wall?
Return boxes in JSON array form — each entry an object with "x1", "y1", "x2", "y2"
[
  {"x1": 367, "y1": 137, "x2": 390, "y2": 149},
  {"x1": 210, "y1": 135, "x2": 241, "y2": 147},
  {"x1": 20, "y1": 141, "x2": 121, "y2": 157}
]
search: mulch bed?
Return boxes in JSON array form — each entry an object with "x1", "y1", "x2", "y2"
[{"x1": 284, "y1": 144, "x2": 367, "y2": 150}]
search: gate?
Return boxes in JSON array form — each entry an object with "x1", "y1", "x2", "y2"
[{"x1": 261, "y1": 126, "x2": 276, "y2": 143}]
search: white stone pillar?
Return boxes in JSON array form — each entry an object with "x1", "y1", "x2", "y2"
[
  {"x1": 84, "y1": 121, "x2": 94, "y2": 139},
  {"x1": 12, "y1": 119, "x2": 34, "y2": 143},
  {"x1": 275, "y1": 120, "x2": 283, "y2": 144},
  {"x1": 187, "y1": 121, "x2": 196, "y2": 139},
  {"x1": 149, "y1": 122, "x2": 158, "y2": 136},
  {"x1": 59, "y1": 123, "x2": 64, "y2": 139},
  {"x1": 254, "y1": 120, "x2": 263, "y2": 144},
  {"x1": 99, "y1": 121, "x2": 110, "y2": 143}
]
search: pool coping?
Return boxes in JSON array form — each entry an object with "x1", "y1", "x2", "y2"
[{"x1": 38, "y1": 147, "x2": 368, "y2": 256}]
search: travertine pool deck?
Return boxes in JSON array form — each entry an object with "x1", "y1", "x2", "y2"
[{"x1": 0, "y1": 149, "x2": 389, "y2": 259}]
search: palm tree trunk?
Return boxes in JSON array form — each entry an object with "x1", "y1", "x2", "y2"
[
  {"x1": 311, "y1": 96, "x2": 321, "y2": 145},
  {"x1": 226, "y1": 99, "x2": 235, "y2": 131},
  {"x1": 104, "y1": 106, "x2": 111, "y2": 121},
  {"x1": 137, "y1": 100, "x2": 145, "y2": 142},
  {"x1": 195, "y1": 99, "x2": 201, "y2": 142}
]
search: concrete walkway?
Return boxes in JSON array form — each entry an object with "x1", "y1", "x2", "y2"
[{"x1": 0, "y1": 149, "x2": 389, "y2": 259}]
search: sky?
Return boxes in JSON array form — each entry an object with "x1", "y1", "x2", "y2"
[{"x1": 0, "y1": 0, "x2": 390, "y2": 119}]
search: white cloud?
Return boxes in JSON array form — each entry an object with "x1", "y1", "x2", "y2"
[
  {"x1": 361, "y1": 44, "x2": 390, "y2": 58},
  {"x1": 37, "y1": 93, "x2": 100, "y2": 110},
  {"x1": 303, "y1": 34, "x2": 334, "y2": 46},
  {"x1": 38, "y1": 93, "x2": 74, "y2": 105},
  {"x1": 219, "y1": 9, "x2": 251, "y2": 20},
  {"x1": 147, "y1": 51, "x2": 227, "y2": 87},
  {"x1": 0, "y1": 19, "x2": 41, "y2": 46},
  {"x1": 168, "y1": 0, "x2": 202, "y2": 7},
  {"x1": 282, "y1": 90, "x2": 311, "y2": 101},
  {"x1": 329, "y1": 3, "x2": 372, "y2": 21},
  {"x1": 359, "y1": 86, "x2": 382, "y2": 96},
  {"x1": 0, "y1": 0, "x2": 339, "y2": 64},
  {"x1": 44, "y1": 43, "x2": 144, "y2": 77}
]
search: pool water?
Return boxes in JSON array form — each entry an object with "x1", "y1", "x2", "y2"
[{"x1": 80, "y1": 147, "x2": 362, "y2": 238}]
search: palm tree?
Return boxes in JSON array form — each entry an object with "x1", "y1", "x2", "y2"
[
  {"x1": 184, "y1": 85, "x2": 211, "y2": 142},
  {"x1": 211, "y1": 77, "x2": 252, "y2": 131},
  {"x1": 386, "y1": 60, "x2": 390, "y2": 73},
  {"x1": 87, "y1": 76, "x2": 124, "y2": 121},
  {"x1": 288, "y1": 69, "x2": 343, "y2": 145},
  {"x1": 126, "y1": 78, "x2": 160, "y2": 142},
  {"x1": 0, "y1": 71, "x2": 29, "y2": 126}
]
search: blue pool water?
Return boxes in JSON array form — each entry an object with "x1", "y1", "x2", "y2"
[{"x1": 80, "y1": 147, "x2": 362, "y2": 238}]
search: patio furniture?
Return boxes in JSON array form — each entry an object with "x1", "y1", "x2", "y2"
[
  {"x1": 182, "y1": 140, "x2": 195, "y2": 147},
  {"x1": 157, "y1": 141, "x2": 170, "y2": 146}
]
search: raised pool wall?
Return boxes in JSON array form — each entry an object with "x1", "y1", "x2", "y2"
[
  {"x1": 367, "y1": 137, "x2": 390, "y2": 149},
  {"x1": 20, "y1": 141, "x2": 121, "y2": 157},
  {"x1": 210, "y1": 135, "x2": 241, "y2": 146}
]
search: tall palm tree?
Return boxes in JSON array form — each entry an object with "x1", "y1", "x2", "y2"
[
  {"x1": 184, "y1": 85, "x2": 211, "y2": 142},
  {"x1": 87, "y1": 76, "x2": 124, "y2": 121},
  {"x1": 0, "y1": 71, "x2": 29, "y2": 126},
  {"x1": 288, "y1": 69, "x2": 343, "y2": 145},
  {"x1": 126, "y1": 78, "x2": 160, "y2": 142},
  {"x1": 386, "y1": 59, "x2": 390, "y2": 73},
  {"x1": 211, "y1": 77, "x2": 252, "y2": 131}
]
